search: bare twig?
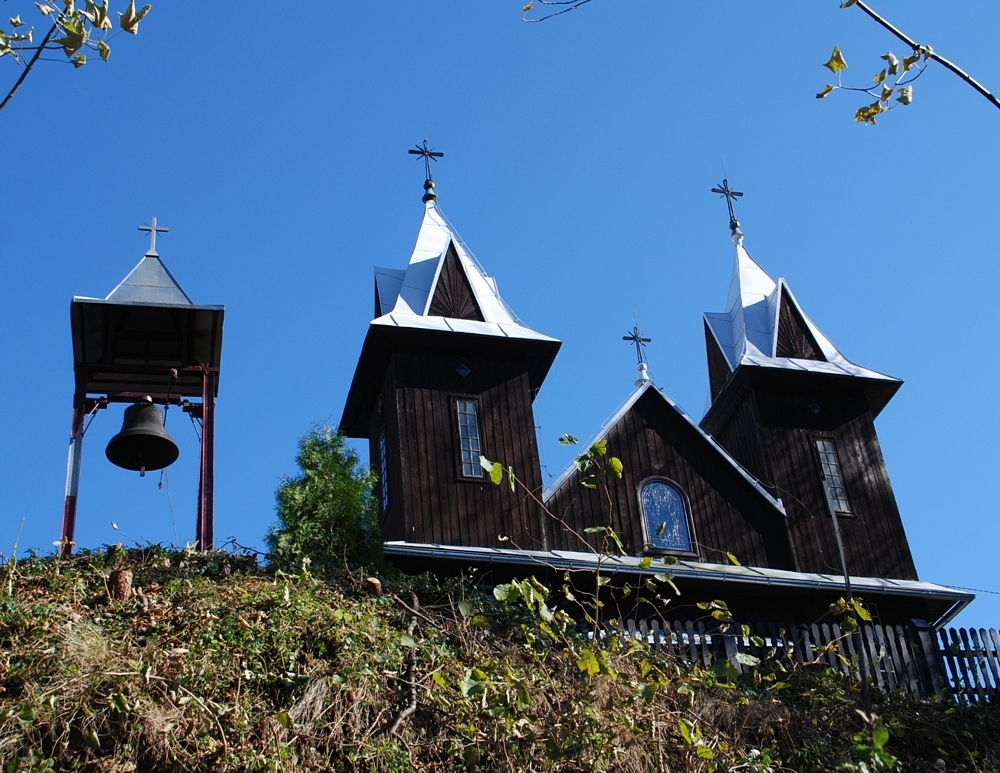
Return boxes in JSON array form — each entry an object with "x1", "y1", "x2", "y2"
[{"x1": 380, "y1": 592, "x2": 420, "y2": 736}]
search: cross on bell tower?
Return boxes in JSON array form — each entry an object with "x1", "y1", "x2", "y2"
[
  {"x1": 138, "y1": 216, "x2": 170, "y2": 256},
  {"x1": 711, "y1": 179, "x2": 744, "y2": 239}
]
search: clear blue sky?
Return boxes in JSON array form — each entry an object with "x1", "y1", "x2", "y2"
[{"x1": 3, "y1": 1, "x2": 998, "y2": 628}]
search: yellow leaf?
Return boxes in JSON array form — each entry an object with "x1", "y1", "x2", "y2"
[
  {"x1": 902, "y1": 52, "x2": 920, "y2": 71},
  {"x1": 816, "y1": 84, "x2": 834, "y2": 99},
  {"x1": 523, "y1": 0, "x2": 534, "y2": 10},
  {"x1": 896, "y1": 85, "x2": 913, "y2": 105},
  {"x1": 823, "y1": 46, "x2": 848, "y2": 74},
  {"x1": 840, "y1": 0, "x2": 858, "y2": 6},
  {"x1": 920, "y1": 44, "x2": 934, "y2": 62},
  {"x1": 880, "y1": 85, "x2": 893, "y2": 102},
  {"x1": 873, "y1": 69, "x2": 886, "y2": 85}
]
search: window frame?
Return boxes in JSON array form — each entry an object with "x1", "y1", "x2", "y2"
[
  {"x1": 813, "y1": 436, "x2": 852, "y2": 516},
  {"x1": 636, "y1": 476, "x2": 698, "y2": 557},
  {"x1": 453, "y1": 396, "x2": 485, "y2": 480}
]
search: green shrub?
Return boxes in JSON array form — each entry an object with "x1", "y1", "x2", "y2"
[{"x1": 266, "y1": 425, "x2": 381, "y2": 573}]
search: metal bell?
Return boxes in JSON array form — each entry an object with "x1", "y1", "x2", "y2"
[{"x1": 105, "y1": 398, "x2": 179, "y2": 475}]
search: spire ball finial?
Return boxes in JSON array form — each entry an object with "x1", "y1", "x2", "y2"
[{"x1": 422, "y1": 178, "x2": 437, "y2": 203}]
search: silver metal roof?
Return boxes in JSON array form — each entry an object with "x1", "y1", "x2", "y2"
[
  {"x1": 703, "y1": 234, "x2": 898, "y2": 384},
  {"x1": 101, "y1": 251, "x2": 193, "y2": 305},
  {"x1": 383, "y1": 541, "x2": 974, "y2": 627},
  {"x1": 542, "y1": 380, "x2": 786, "y2": 516},
  {"x1": 370, "y1": 196, "x2": 557, "y2": 344}
]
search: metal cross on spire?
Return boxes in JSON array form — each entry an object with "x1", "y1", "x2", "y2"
[
  {"x1": 138, "y1": 216, "x2": 170, "y2": 255},
  {"x1": 711, "y1": 178, "x2": 743, "y2": 232},
  {"x1": 408, "y1": 139, "x2": 444, "y2": 181},
  {"x1": 623, "y1": 324, "x2": 652, "y2": 365}
]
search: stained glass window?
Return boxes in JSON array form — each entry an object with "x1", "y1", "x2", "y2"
[
  {"x1": 456, "y1": 399, "x2": 483, "y2": 477},
  {"x1": 640, "y1": 480, "x2": 692, "y2": 553},
  {"x1": 815, "y1": 439, "x2": 850, "y2": 513}
]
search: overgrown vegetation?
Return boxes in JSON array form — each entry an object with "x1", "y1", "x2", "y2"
[
  {"x1": 266, "y1": 425, "x2": 381, "y2": 574},
  {"x1": 2, "y1": 546, "x2": 999, "y2": 771}
]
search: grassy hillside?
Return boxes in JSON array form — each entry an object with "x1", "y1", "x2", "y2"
[{"x1": 1, "y1": 546, "x2": 998, "y2": 772}]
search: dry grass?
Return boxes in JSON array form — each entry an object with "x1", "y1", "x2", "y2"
[{"x1": 1, "y1": 546, "x2": 999, "y2": 772}]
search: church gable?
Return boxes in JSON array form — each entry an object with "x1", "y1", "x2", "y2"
[
  {"x1": 428, "y1": 242, "x2": 485, "y2": 321},
  {"x1": 775, "y1": 285, "x2": 825, "y2": 361},
  {"x1": 543, "y1": 385, "x2": 793, "y2": 570}
]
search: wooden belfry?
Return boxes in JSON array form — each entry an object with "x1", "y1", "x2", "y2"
[{"x1": 61, "y1": 218, "x2": 224, "y2": 555}]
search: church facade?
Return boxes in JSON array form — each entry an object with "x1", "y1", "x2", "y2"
[{"x1": 341, "y1": 179, "x2": 970, "y2": 627}]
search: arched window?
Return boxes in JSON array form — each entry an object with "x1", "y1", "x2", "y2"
[{"x1": 639, "y1": 479, "x2": 693, "y2": 553}]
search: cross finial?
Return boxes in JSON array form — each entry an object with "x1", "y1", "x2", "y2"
[
  {"x1": 623, "y1": 324, "x2": 652, "y2": 365},
  {"x1": 711, "y1": 178, "x2": 744, "y2": 236},
  {"x1": 138, "y1": 216, "x2": 170, "y2": 256},
  {"x1": 408, "y1": 139, "x2": 444, "y2": 182}
]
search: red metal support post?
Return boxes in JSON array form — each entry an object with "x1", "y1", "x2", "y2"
[
  {"x1": 196, "y1": 367, "x2": 216, "y2": 551},
  {"x1": 60, "y1": 391, "x2": 86, "y2": 556}
]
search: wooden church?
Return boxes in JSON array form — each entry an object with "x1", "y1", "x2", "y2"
[{"x1": 341, "y1": 175, "x2": 971, "y2": 628}]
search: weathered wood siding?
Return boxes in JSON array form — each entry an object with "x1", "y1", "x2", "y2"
[
  {"x1": 753, "y1": 386, "x2": 917, "y2": 580},
  {"x1": 545, "y1": 390, "x2": 795, "y2": 569},
  {"x1": 383, "y1": 348, "x2": 547, "y2": 550}
]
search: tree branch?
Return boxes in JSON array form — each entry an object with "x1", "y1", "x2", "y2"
[
  {"x1": 0, "y1": 22, "x2": 59, "y2": 114},
  {"x1": 853, "y1": 1, "x2": 1000, "y2": 112}
]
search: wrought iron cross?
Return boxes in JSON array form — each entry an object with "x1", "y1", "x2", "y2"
[
  {"x1": 711, "y1": 178, "x2": 743, "y2": 228},
  {"x1": 408, "y1": 139, "x2": 444, "y2": 181},
  {"x1": 623, "y1": 325, "x2": 652, "y2": 365},
  {"x1": 138, "y1": 216, "x2": 169, "y2": 254}
]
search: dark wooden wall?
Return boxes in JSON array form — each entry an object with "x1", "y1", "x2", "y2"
[
  {"x1": 753, "y1": 386, "x2": 917, "y2": 581},
  {"x1": 703, "y1": 377, "x2": 917, "y2": 581},
  {"x1": 544, "y1": 389, "x2": 795, "y2": 569},
  {"x1": 372, "y1": 348, "x2": 547, "y2": 550}
]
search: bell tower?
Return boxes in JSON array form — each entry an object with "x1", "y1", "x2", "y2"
[
  {"x1": 700, "y1": 188, "x2": 916, "y2": 580},
  {"x1": 341, "y1": 155, "x2": 560, "y2": 551}
]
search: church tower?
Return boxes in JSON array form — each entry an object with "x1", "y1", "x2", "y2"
[
  {"x1": 341, "y1": 175, "x2": 560, "y2": 551},
  {"x1": 700, "y1": 195, "x2": 917, "y2": 581}
]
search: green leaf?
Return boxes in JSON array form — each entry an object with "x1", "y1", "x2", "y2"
[
  {"x1": 678, "y1": 717, "x2": 694, "y2": 745},
  {"x1": 823, "y1": 46, "x2": 848, "y2": 74},
  {"x1": 638, "y1": 556, "x2": 653, "y2": 570},
  {"x1": 816, "y1": 84, "x2": 834, "y2": 99},
  {"x1": 558, "y1": 434, "x2": 579, "y2": 446},
  {"x1": 97, "y1": 40, "x2": 110, "y2": 62},
  {"x1": 576, "y1": 648, "x2": 600, "y2": 676},
  {"x1": 110, "y1": 692, "x2": 130, "y2": 713},
  {"x1": 489, "y1": 462, "x2": 503, "y2": 486},
  {"x1": 276, "y1": 710, "x2": 292, "y2": 729},
  {"x1": 596, "y1": 575, "x2": 610, "y2": 587},
  {"x1": 735, "y1": 652, "x2": 760, "y2": 667},
  {"x1": 493, "y1": 582, "x2": 518, "y2": 601},
  {"x1": 400, "y1": 634, "x2": 416, "y2": 647},
  {"x1": 584, "y1": 526, "x2": 607, "y2": 534},
  {"x1": 432, "y1": 671, "x2": 447, "y2": 689},
  {"x1": 696, "y1": 747, "x2": 715, "y2": 760},
  {"x1": 458, "y1": 599, "x2": 474, "y2": 617},
  {"x1": 873, "y1": 727, "x2": 890, "y2": 747},
  {"x1": 640, "y1": 682, "x2": 658, "y2": 700},
  {"x1": 851, "y1": 598, "x2": 872, "y2": 622},
  {"x1": 85, "y1": 729, "x2": 100, "y2": 751},
  {"x1": 590, "y1": 439, "x2": 607, "y2": 456},
  {"x1": 605, "y1": 456, "x2": 623, "y2": 479}
]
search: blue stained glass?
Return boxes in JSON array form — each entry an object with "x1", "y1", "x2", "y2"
[{"x1": 641, "y1": 481, "x2": 691, "y2": 552}]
